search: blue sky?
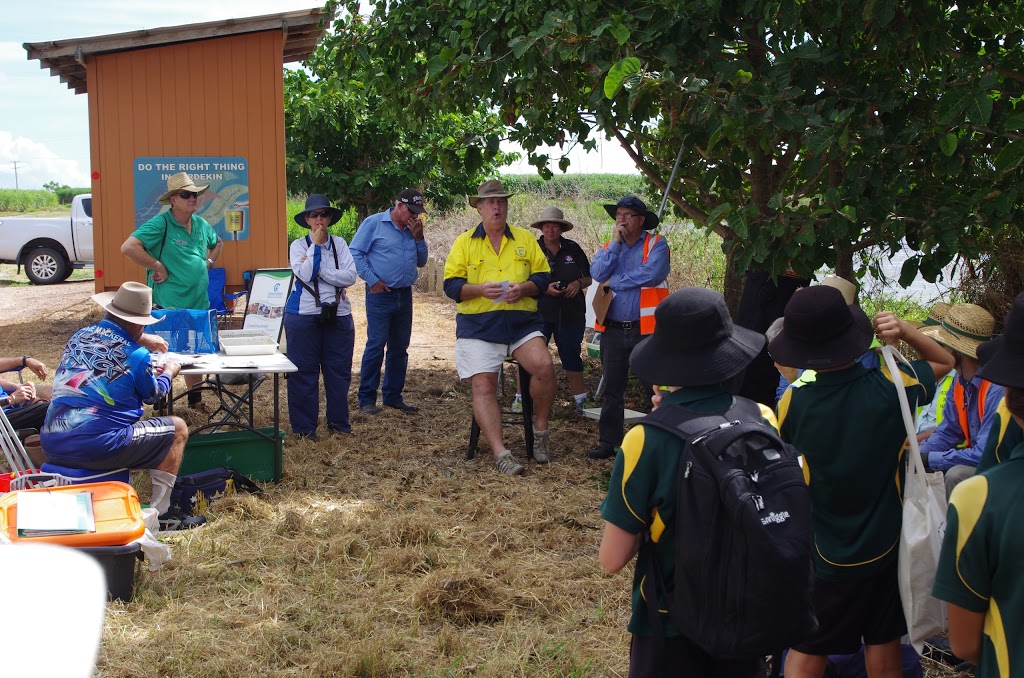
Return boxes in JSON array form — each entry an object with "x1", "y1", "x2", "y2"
[{"x1": 0, "y1": 1, "x2": 634, "y2": 190}]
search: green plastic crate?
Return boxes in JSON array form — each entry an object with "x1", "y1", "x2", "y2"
[{"x1": 180, "y1": 427, "x2": 284, "y2": 482}]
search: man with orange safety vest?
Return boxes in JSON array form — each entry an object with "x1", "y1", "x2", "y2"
[
  {"x1": 919, "y1": 303, "x2": 1004, "y2": 497},
  {"x1": 586, "y1": 196, "x2": 670, "y2": 460}
]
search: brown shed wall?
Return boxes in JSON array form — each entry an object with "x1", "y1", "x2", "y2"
[{"x1": 87, "y1": 30, "x2": 287, "y2": 293}]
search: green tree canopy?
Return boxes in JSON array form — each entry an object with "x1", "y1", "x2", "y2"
[
  {"x1": 329, "y1": 0, "x2": 1024, "y2": 299},
  {"x1": 285, "y1": 23, "x2": 515, "y2": 220}
]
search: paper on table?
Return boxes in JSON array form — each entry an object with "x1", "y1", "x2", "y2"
[
  {"x1": 16, "y1": 490, "x2": 96, "y2": 536},
  {"x1": 491, "y1": 280, "x2": 510, "y2": 303},
  {"x1": 153, "y1": 352, "x2": 209, "y2": 368}
]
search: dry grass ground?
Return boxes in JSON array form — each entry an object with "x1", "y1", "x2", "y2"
[{"x1": 0, "y1": 198, "x2": 968, "y2": 677}]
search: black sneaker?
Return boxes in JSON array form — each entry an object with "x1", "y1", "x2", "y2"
[
  {"x1": 158, "y1": 507, "x2": 207, "y2": 531},
  {"x1": 586, "y1": 444, "x2": 615, "y2": 460}
]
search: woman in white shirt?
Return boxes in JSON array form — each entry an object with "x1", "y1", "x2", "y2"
[{"x1": 284, "y1": 195, "x2": 358, "y2": 440}]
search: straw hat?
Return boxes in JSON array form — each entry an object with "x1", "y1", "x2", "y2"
[
  {"x1": 921, "y1": 303, "x2": 994, "y2": 359},
  {"x1": 469, "y1": 179, "x2": 514, "y2": 207},
  {"x1": 157, "y1": 172, "x2": 209, "y2": 205},
  {"x1": 91, "y1": 281, "x2": 162, "y2": 326},
  {"x1": 819, "y1": 275, "x2": 857, "y2": 305},
  {"x1": 529, "y1": 206, "x2": 574, "y2": 232},
  {"x1": 630, "y1": 287, "x2": 765, "y2": 387}
]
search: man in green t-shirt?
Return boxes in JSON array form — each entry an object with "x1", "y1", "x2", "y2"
[
  {"x1": 769, "y1": 286, "x2": 952, "y2": 677},
  {"x1": 121, "y1": 172, "x2": 223, "y2": 406},
  {"x1": 933, "y1": 290, "x2": 1024, "y2": 673}
]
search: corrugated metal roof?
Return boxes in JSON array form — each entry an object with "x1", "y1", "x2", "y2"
[{"x1": 24, "y1": 7, "x2": 328, "y2": 94}]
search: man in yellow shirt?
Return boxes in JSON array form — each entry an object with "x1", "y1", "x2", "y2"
[{"x1": 443, "y1": 180, "x2": 556, "y2": 474}]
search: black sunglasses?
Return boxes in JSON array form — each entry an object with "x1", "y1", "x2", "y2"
[
  {"x1": 307, "y1": 210, "x2": 332, "y2": 219},
  {"x1": 176, "y1": 191, "x2": 198, "y2": 199}
]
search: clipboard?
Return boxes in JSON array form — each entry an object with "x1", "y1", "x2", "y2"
[{"x1": 592, "y1": 283, "x2": 613, "y2": 327}]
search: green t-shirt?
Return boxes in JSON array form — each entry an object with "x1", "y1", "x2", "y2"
[
  {"x1": 131, "y1": 211, "x2": 219, "y2": 309},
  {"x1": 933, "y1": 442, "x2": 1024, "y2": 677},
  {"x1": 976, "y1": 399, "x2": 1021, "y2": 473},
  {"x1": 777, "y1": 360, "x2": 935, "y2": 581},
  {"x1": 600, "y1": 387, "x2": 776, "y2": 635}
]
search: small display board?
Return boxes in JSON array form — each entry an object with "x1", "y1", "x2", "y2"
[{"x1": 243, "y1": 268, "x2": 293, "y2": 341}]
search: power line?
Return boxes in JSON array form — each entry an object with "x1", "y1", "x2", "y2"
[{"x1": 10, "y1": 161, "x2": 22, "y2": 190}]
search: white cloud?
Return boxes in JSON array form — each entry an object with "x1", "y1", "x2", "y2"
[{"x1": 0, "y1": 131, "x2": 90, "y2": 189}]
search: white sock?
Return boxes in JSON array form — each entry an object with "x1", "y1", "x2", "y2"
[{"x1": 151, "y1": 470, "x2": 176, "y2": 515}]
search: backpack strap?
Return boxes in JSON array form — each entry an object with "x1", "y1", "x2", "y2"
[{"x1": 295, "y1": 235, "x2": 343, "y2": 308}]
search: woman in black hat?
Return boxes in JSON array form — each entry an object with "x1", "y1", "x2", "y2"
[{"x1": 283, "y1": 195, "x2": 358, "y2": 440}]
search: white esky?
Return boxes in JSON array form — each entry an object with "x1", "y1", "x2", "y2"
[{"x1": 0, "y1": 1, "x2": 635, "y2": 190}]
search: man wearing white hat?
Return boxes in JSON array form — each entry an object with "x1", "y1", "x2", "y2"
[
  {"x1": 121, "y1": 171, "x2": 224, "y2": 408},
  {"x1": 40, "y1": 282, "x2": 203, "y2": 530}
]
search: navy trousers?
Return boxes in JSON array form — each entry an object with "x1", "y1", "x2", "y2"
[
  {"x1": 284, "y1": 312, "x2": 354, "y2": 435},
  {"x1": 358, "y1": 286, "x2": 413, "y2": 407}
]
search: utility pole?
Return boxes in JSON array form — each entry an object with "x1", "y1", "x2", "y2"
[{"x1": 10, "y1": 161, "x2": 21, "y2": 190}]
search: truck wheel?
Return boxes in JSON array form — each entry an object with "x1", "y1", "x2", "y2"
[{"x1": 25, "y1": 247, "x2": 70, "y2": 285}]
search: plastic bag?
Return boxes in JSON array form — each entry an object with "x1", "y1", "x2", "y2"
[
  {"x1": 882, "y1": 346, "x2": 947, "y2": 652},
  {"x1": 150, "y1": 308, "x2": 218, "y2": 354}
]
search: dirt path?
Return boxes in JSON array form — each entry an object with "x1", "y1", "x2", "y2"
[{"x1": 0, "y1": 278, "x2": 97, "y2": 325}]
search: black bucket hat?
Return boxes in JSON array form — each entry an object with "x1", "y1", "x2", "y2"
[
  {"x1": 768, "y1": 286, "x2": 874, "y2": 369},
  {"x1": 603, "y1": 195, "x2": 660, "y2": 230},
  {"x1": 294, "y1": 194, "x2": 343, "y2": 228},
  {"x1": 630, "y1": 287, "x2": 765, "y2": 387},
  {"x1": 977, "y1": 291, "x2": 1024, "y2": 389}
]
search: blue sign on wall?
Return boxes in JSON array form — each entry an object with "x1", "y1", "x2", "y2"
[{"x1": 134, "y1": 156, "x2": 250, "y2": 241}]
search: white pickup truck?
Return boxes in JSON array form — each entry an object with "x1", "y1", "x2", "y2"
[{"x1": 0, "y1": 193, "x2": 93, "y2": 284}]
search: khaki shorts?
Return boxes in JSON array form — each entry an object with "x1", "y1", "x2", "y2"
[{"x1": 455, "y1": 332, "x2": 544, "y2": 379}]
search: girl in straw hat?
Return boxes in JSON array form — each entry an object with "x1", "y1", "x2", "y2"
[{"x1": 919, "y1": 303, "x2": 1004, "y2": 497}]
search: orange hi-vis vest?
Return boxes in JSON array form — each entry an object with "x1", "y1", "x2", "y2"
[
  {"x1": 594, "y1": 232, "x2": 670, "y2": 335},
  {"x1": 952, "y1": 379, "x2": 993, "y2": 449}
]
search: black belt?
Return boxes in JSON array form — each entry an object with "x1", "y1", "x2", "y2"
[{"x1": 604, "y1": 319, "x2": 639, "y2": 330}]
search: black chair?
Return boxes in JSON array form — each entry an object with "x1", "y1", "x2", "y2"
[{"x1": 467, "y1": 359, "x2": 534, "y2": 460}]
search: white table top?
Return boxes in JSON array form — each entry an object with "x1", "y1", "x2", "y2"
[{"x1": 175, "y1": 351, "x2": 297, "y2": 376}]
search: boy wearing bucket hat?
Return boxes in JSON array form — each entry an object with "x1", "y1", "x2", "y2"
[
  {"x1": 586, "y1": 196, "x2": 670, "y2": 460},
  {"x1": 918, "y1": 304, "x2": 1003, "y2": 497},
  {"x1": 932, "y1": 290, "x2": 1024, "y2": 669},
  {"x1": 122, "y1": 171, "x2": 224, "y2": 409},
  {"x1": 598, "y1": 287, "x2": 772, "y2": 676},
  {"x1": 443, "y1": 179, "x2": 556, "y2": 472},
  {"x1": 770, "y1": 286, "x2": 953, "y2": 676},
  {"x1": 40, "y1": 282, "x2": 203, "y2": 530}
]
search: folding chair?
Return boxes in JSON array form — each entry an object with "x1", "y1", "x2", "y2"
[{"x1": 207, "y1": 267, "x2": 249, "y2": 318}]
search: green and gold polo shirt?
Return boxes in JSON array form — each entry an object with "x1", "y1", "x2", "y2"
[
  {"x1": 777, "y1": 360, "x2": 935, "y2": 582},
  {"x1": 933, "y1": 442, "x2": 1024, "y2": 677},
  {"x1": 976, "y1": 398, "x2": 1021, "y2": 473},
  {"x1": 600, "y1": 387, "x2": 777, "y2": 636}
]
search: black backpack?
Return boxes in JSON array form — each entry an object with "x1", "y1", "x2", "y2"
[
  {"x1": 171, "y1": 467, "x2": 261, "y2": 516},
  {"x1": 639, "y1": 396, "x2": 817, "y2": 659}
]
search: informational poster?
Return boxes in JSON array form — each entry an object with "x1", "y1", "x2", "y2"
[
  {"x1": 244, "y1": 268, "x2": 293, "y2": 340},
  {"x1": 133, "y1": 156, "x2": 250, "y2": 241}
]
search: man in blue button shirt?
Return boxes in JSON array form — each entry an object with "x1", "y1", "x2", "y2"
[
  {"x1": 587, "y1": 196, "x2": 671, "y2": 459},
  {"x1": 350, "y1": 189, "x2": 429, "y2": 414}
]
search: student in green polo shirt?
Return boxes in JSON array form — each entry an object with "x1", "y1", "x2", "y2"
[
  {"x1": 933, "y1": 289, "x2": 1024, "y2": 672},
  {"x1": 769, "y1": 286, "x2": 953, "y2": 678},
  {"x1": 598, "y1": 287, "x2": 773, "y2": 677}
]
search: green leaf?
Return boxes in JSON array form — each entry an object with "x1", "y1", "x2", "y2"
[
  {"x1": 604, "y1": 57, "x2": 641, "y2": 99},
  {"x1": 966, "y1": 94, "x2": 993, "y2": 125},
  {"x1": 610, "y1": 24, "x2": 630, "y2": 46},
  {"x1": 1004, "y1": 113, "x2": 1024, "y2": 131},
  {"x1": 898, "y1": 256, "x2": 920, "y2": 288},
  {"x1": 705, "y1": 203, "x2": 732, "y2": 227},
  {"x1": 995, "y1": 139, "x2": 1024, "y2": 174},
  {"x1": 939, "y1": 133, "x2": 958, "y2": 157}
]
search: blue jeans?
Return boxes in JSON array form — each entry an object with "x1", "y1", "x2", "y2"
[
  {"x1": 358, "y1": 286, "x2": 413, "y2": 407},
  {"x1": 284, "y1": 312, "x2": 354, "y2": 435}
]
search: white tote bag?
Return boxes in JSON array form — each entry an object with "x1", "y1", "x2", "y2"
[{"x1": 883, "y1": 346, "x2": 948, "y2": 652}]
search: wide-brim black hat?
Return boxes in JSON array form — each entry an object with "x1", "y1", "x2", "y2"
[
  {"x1": 768, "y1": 286, "x2": 874, "y2": 369},
  {"x1": 977, "y1": 291, "x2": 1024, "y2": 389},
  {"x1": 603, "y1": 195, "x2": 660, "y2": 230},
  {"x1": 630, "y1": 287, "x2": 765, "y2": 387},
  {"x1": 294, "y1": 194, "x2": 343, "y2": 228}
]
